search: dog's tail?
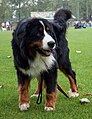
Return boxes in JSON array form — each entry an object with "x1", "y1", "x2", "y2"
[
  {"x1": 54, "y1": 9, "x2": 72, "y2": 22},
  {"x1": 54, "y1": 9, "x2": 72, "y2": 29}
]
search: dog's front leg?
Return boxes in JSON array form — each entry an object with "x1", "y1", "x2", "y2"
[
  {"x1": 43, "y1": 68, "x2": 57, "y2": 111},
  {"x1": 45, "y1": 92, "x2": 57, "y2": 111},
  {"x1": 17, "y1": 70, "x2": 30, "y2": 111}
]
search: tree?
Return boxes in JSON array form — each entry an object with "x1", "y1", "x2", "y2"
[
  {"x1": 0, "y1": 0, "x2": 92, "y2": 22},
  {"x1": 0, "y1": 0, "x2": 12, "y2": 22}
]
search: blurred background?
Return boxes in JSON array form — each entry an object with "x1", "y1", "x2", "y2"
[{"x1": 0, "y1": 0, "x2": 92, "y2": 28}]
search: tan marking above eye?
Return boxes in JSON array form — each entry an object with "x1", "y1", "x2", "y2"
[
  {"x1": 39, "y1": 27, "x2": 43, "y2": 31},
  {"x1": 46, "y1": 27, "x2": 50, "y2": 31}
]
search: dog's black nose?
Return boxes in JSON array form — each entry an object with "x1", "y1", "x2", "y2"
[{"x1": 48, "y1": 41, "x2": 55, "y2": 49}]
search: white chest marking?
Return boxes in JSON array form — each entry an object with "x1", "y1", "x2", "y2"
[{"x1": 19, "y1": 53, "x2": 55, "y2": 77}]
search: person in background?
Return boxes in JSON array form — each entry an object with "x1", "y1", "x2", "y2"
[
  {"x1": 1, "y1": 22, "x2": 6, "y2": 31},
  {"x1": 6, "y1": 21, "x2": 10, "y2": 30}
]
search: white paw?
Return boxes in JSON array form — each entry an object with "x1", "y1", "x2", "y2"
[
  {"x1": 30, "y1": 94, "x2": 38, "y2": 98},
  {"x1": 68, "y1": 89, "x2": 79, "y2": 98},
  {"x1": 19, "y1": 103, "x2": 30, "y2": 111},
  {"x1": 44, "y1": 106, "x2": 54, "y2": 111}
]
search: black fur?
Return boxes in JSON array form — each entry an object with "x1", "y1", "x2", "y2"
[
  {"x1": 12, "y1": 9, "x2": 77, "y2": 110},
  {"x1": 12, "y1": 18, "x2": 58, "y2": 92},
  {"x1": 52, "y1": 9, "x2": 76, "y2": 85}
]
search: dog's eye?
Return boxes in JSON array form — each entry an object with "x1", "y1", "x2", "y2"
[{"x1": 37, "y1": 33, "x2": 41, "y2": 37}]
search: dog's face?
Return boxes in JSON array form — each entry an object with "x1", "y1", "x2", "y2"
[{"x1": 25, "y1": 19, "x2": 56, "y2": 57}]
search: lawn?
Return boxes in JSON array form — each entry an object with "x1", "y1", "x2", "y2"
[{"x1": 0, "y1": 28, "x2": 92, "y2": 119}]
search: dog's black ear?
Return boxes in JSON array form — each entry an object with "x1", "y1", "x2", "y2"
[
  {"x1": 26, "y1": 18, "x2": 38, "y2": 35},
  {"x1": 26, "y1": 21, "x2": 32, "y2": 34},
  {"x1": 54, "y1": 9, "x2": 72, "y2": 21}
]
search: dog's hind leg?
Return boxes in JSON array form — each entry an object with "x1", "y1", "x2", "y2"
[
  {"x1": 59, "y1": 66, "x2": 79, "y2": 97},
  {"x1": 31, "y1": 77, "x2": 45, "y2": 98},
  {"x1": 57, "y1": 47, "x2": 79, "y2": 97}
]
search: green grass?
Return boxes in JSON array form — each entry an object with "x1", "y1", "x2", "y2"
[{"x1": 0, "y1": 28, "x2": 92, "y2": 119}]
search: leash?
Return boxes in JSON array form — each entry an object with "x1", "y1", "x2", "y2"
[
  {"x1": 57, "y1": 84, "x2": 69, "y2": 98},
  {"x1": 36, "y1": 80, "x2": 69, "y2": 105},
  {"x1": 36, "y1": 45, "x2": 69, "y2": 104},
  {"x1": 36, "y1": 78, "x2": 43, "y2": 104}
]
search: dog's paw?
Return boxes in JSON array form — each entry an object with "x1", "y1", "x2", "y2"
[
  {"x1": 44, "y1": 106, "x2": 54, "y2": 111},
  {"x1": 68, "y1": 89, "x2": 79, "y2": 98},
  {"x1": 19, "y1": 103, "x2": 30, "y2": 111},
  {"x1": 30, "y1": 94, "x2": 38, "y2": 98}
]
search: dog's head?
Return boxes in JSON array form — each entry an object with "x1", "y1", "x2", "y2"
[{"x1": 21, "y1": 18, "x2": 56, "y2": 57}]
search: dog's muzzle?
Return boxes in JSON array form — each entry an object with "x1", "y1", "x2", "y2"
[
  {"x1": 36, "y1": 41, "x2": 55, "y2": 57},
  {"x1": 47, "y1": 41, "x2": 55, "y2": 49}
]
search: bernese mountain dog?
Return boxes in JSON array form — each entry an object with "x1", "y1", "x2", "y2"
[{"x1": 12, "y1": 9, "x2": 79, "y2": 111}]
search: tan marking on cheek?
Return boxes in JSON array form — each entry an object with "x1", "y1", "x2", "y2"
[{"x1": 30, "y1": 41, "x2": 42, "y2": 48}]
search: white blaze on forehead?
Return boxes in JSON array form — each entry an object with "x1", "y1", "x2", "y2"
[{"x1": 39, "y1": 21, "x2": 55, "y2": 50}]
